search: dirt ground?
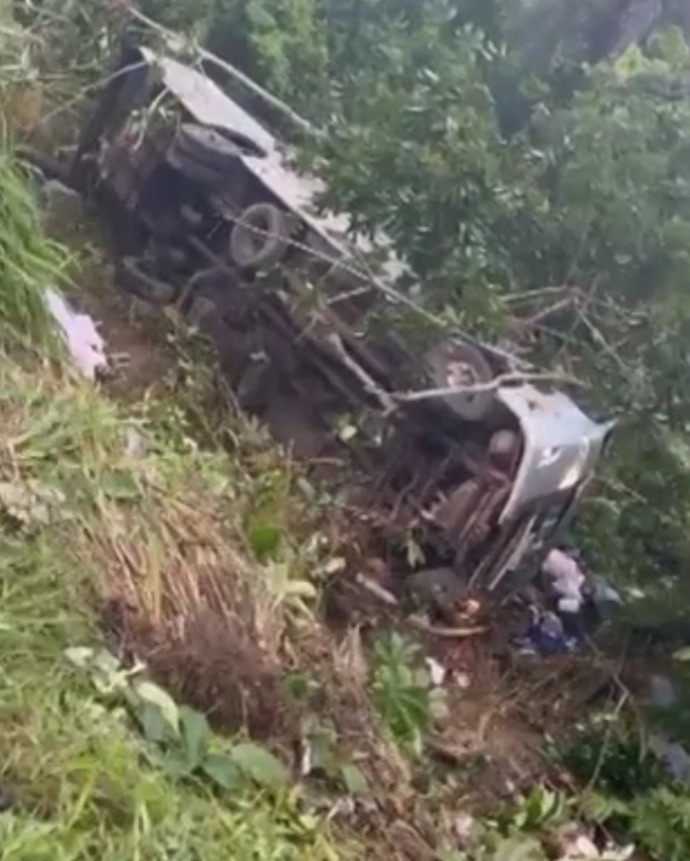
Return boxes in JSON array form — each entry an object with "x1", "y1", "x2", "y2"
[{"x1": 71, "y1": 251, "x2": 177, "y2": 401}]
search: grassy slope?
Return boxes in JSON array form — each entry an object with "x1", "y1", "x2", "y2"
[
  {"x1": 0, "y1": 369, "x2": 345, "y2": 861},
  {"x1": 0, "y1": 157, "x2": 344, "y2": 859}
]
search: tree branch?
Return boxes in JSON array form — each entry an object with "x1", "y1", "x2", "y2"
[{"x1": 395, "y1": 371, "x2": 582, "y2": 404}]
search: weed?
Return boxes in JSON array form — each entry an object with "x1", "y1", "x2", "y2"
[
  {"x1": 66, "y1": 646, "x2": 291, "y2": 792},
  {"x1": 502, "y1": 785, "x2": 568, "y2": 833},
  {"x1": 371, "y1": 632, "x2": 446, "y2": 755}
]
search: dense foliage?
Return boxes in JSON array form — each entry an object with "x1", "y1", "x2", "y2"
[{"x1": 135, "y1": 0, "x2": 690, "y2": 625}]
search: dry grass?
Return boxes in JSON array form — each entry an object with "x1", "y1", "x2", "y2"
[{"x1": 92, "y1": 499, "x2": 297, "y2": 739}]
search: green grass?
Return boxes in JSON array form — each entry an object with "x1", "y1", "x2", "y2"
[
  {"x1": 0, "y1": 358, "x2": 346, "y2": 861},
  {"x1": 0, "y1": 150, "x2": 68, "y2": 348},
  {"x1": 0, "y1": 147, "x2": 346, "y2": 860}
]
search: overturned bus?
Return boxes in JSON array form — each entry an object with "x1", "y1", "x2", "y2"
[{"x1": 42, "y1": 44, "x2": 614, "y2": 598}]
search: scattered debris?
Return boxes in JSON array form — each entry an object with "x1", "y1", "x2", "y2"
[
  {"x1": 556, "y1": 831, "x2": 635, "y2": 861},
  {"x1": 453, "y1": 812, "x2": 479, "y2": 850},
  {"x1": 516, "y1": 609, "x2": 577, "y2": 657},
  {"x1": 649, "y1": 734, "x2": 690, "y2": 784},
  {"x1": 543, "y1": 547, "x2": 587, "y2": 610},
  {"x1": 513, "y1": 547, "x2": 623, "y2": 657},
  {"x1": 599, "y1": 846, "x2": 635, "y2": 861},
  {"x1": 355, "y1": 572, "x2": 398, "y2": 606},
  {"x1": 0, "y1": 479, "x2": 66, "y2": 529},
  {"x1": 44, "y1": 287, "x2": 107, "y2": 379},
  {"x1": 425, "y1": 657, "x2": 446, "y2": 686},
  {"x1": 455, "y1": 671, "x2": 471, "y2": 690},
  {"x1": 556, "y1": 828, "x2": 600, "y2": 859},
  {"x1": 553, "y1": 829, "x2": 634, "y2": 860}
]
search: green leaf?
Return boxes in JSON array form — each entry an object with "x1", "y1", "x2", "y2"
[
  {"x1": 494, "y1": 836, "x2": 544, "y2": 861},
  {"x1": 201, "y1": 753, "x2": 244, "y2": 790},
  {"x1": 674, "y1": 648, "x2": 690, "y2": 662},
  {"x1": 305, "y1": 725, "x2": 337, "y2": 774},
  {"x1": 134, "y1": 680, "x2": 180, "y2": 736},
  {"x1": 247, "y1": 523, "x2": 283, "y2": 561},
  {"x1": 139, "y1": 701, "x2": 176, "y2": 744},
  {"x1": 284, "y1": 672, "x2": 311, "y2": 701},
  {"x1": 178, "y1": 706, "x2": 210, "y2": 768},
  {"x1": 89, "y1": 650, "x2": 129, "y2": 696},
  {"x1": 101, "y1": 471, "x2": 140, "y2": 501},
  {"x1": 652, "y1": 26, "x2": 690, "y2": 67},
  {"x1": 230, "y1": 742, "x2": 289, "y2": 788},
  {"x1": 92, "y1": 650, "x2": 122, "y2": 676},
  {"x1": 340, "y1": 763, "x2": 369, "y2": 796},
  {"x1": 524, "y1": 787, "x2": 546, "y2": 827},
  {"x1": 149, "y1": 746, "x2": 196, "y2": 780}
]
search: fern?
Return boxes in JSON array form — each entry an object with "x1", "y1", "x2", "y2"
[{"x1": 631, "y1": 788, "x2": 690, "y2": 861}]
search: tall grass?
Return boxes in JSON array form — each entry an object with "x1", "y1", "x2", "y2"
[
  {"x1": 0, "y1": 87, "x2": 349, "y2": 858},
  {"x1": 0, "y1": 146, "x2": 69, "y2": 347}
]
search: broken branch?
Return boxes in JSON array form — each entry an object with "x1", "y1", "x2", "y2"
[
  {"x1": 354, "y1": 573, "x2": 398, "y2": 606},
  {"x1": 407, "y1": 616, "x2": 487, "y2": 638},
  {"x1": 324, "y1": 332, "x2": 397, "y2": 412},
  {"x1": 396, "y1": 370, "x2": 582, "y2": 404}
]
